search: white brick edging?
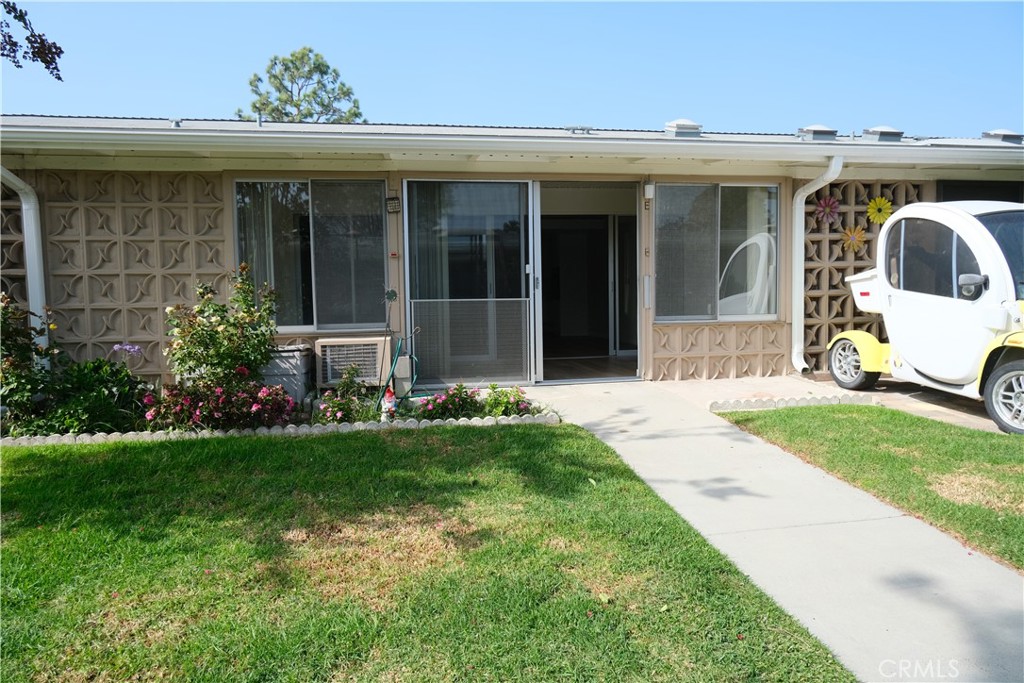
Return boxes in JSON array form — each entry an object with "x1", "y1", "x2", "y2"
[
  {"x1": 708, "y1": 394, "x2": 876, "y2": 413},
  {"x1": 0, "y1": 412, "x2": 562, "y2": 448}
]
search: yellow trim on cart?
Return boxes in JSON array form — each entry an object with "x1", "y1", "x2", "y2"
[{"x1": 827, "y1": 331, "x2": 891, "y2": 373}]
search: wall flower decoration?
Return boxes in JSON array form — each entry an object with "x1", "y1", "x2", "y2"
[
  {"x1": 867, "y1": 196, "x2": 893, "y2": 225},
  {"x1": 814, "y1": 195, "x2": 840, "y2": 225},
  {"x1": 841, "y1": 225, "x2": 867, "y2": 252}
]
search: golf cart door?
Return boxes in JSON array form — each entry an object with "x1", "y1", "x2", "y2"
[{"x1": 881, "y1": 215, "x2": 1013, "y2": 385}]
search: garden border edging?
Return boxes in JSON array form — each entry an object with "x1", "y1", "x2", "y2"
[
  {"x1": 0, "y1": 412, "x2": 563, "y2": 447},
  {"x1": 709, "y1": 394, "x2": 876, "y2": 413}
]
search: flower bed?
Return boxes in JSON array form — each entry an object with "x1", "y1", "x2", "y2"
[{"x1": 1, "y1": 267, "x2": 554, "y2": 442}]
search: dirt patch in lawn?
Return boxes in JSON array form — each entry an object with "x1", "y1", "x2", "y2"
[
  {"x1": 930, "y1": 471, "x2": 1024, "y2": 514},
  {"x1": 284, "y1": 504, "x2": 478, "y2": 610}
]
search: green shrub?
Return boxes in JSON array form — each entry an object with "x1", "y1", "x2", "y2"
[
  {"x1": 482, "y1": 384, "x2": 541, "y2": 417},
  {"x1": 413, "y1": 384, "x2": 483, "y2": 420},
  {"x1": 145, "y1": 380, "x2": 295, "y2": 431},
  {"x1": 165, "y1": 264, "x2": 277, "y2": 385},
  {"x1": 1, "y1": 295, "x2": 149, "y2": 436}
]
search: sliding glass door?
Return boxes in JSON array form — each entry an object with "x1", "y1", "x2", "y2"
[{"x1": 406, "y1": 181, "x2": 531, "y2": 384}]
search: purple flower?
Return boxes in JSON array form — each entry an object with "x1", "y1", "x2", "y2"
[{"x1": 113, "y1": 342, "x2": 143, "y2": 357}]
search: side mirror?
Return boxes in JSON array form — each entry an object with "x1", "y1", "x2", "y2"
[{"x1": 957, "y1": 273, "x2": 989, "y2": 300}]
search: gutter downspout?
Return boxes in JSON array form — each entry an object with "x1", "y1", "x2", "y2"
[
  {"x1": 790, "y1": 155, "x2": 843, "y2": 374},
  {"x1": 1, "y1": 166, "x2": 48, "y2": 348}
]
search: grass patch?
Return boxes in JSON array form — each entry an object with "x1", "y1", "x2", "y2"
[
  {"x1": 2, "y1": 425, "x2": 852, "y2": 681},
  {"x1": 722, "y1": 405, "x2": 1024, "y2": 570}
]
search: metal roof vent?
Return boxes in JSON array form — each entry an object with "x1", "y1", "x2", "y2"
[
  {"x1": 982, "y1": 129, "x2": 1023, "y2": 144},
  {"x1": 665, "y1": 118, "x2": 703, "y2": 138},
  {"x1": 798, "y1": 124, "x2": 837, "y2": 142},
  {"x1": 564, "y1": 125, "x2": 594, "y2": 135},
  {"x1": 863, "y1": 125, "x2": 903, "y2": 142}
]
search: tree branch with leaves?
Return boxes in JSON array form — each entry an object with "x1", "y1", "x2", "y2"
[{"x1": 1, "y1": 1, "x2": 63, "y2": 80}]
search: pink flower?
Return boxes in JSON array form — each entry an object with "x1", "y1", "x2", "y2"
[
  {"x1": 427, "y1": 404, "x2": 434, "y2": 410},
  {"x1": 145, "y1": 409, "x2": 156, "y2": 421},
  {"x1": 143, "y1": 394, "x2": 155, "y2": 406},
  {"x1": 251, "y1": 403, "x2": 261, "y2": 412},
  {"x1": 335, "y1": 411, "x2": 343, "y2": 419},
  {"x1": 214, "y1": 387, "x2": 224, "y2": 396},
  {"x1": 319, "y1": 403, "x2": 328, "y2": 411},
  {"x1": 258, "y1": 386, "x2": 270, "y2": 398},
  {"x1": 814, "y1": 195, "x2": 840, "y2": 225}
]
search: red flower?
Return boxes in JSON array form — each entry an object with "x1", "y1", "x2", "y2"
[{"x1": 235, "y1": 366, "x2": 250, "y2": 377}]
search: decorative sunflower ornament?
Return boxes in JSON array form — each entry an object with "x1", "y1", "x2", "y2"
[{"x1": 867, "y1": 196, "x2": 893, "y2": 225}]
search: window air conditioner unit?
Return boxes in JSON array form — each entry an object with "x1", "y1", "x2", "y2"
[{"x1": 314, "y1": 336, "x2": 392, "y2": 387}]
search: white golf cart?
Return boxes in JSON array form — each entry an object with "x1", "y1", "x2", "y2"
[{"x1": 827, "y1": 201, "x2": 1024, "y2": 434}]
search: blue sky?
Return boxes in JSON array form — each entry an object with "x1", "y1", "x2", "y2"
[{"x1": 2, "y1": 1, "x2": 1022, "y2": 138}]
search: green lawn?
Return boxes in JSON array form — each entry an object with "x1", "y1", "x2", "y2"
[
  {"x1": 1, "y1": 425, "x2": 852, "y2": 682},
  {"x1": 723, "y1": 405, "x2": 1024, "y2": 570}
]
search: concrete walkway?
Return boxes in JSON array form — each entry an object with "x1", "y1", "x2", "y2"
[{"x1": 529, "y1": 377, "x2": 1023, "y2": 683}]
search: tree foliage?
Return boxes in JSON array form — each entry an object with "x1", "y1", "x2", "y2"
[
  {"x1": 1, "y1": 1, "x2": 63, "y2": 80},
  {"x1": 236, "y1": 47, "x2": 364, "y2": 123}
]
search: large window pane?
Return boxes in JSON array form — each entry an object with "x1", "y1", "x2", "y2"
[
  {"x1": 408, "y1": 182, "x2": 527, "y2": 300},
  {"x1": 654, "y1": 185, "x2": 718, "y2": 320},
  {"x1": 718, "y1": 186, "x2": 778, "y2": 316},
  {"x1": 236, "y1": 181, "x2": 312, "y2": 326},
  {"x1": 236, "y1": 180, "x2": 387, "y2": 329},
  {"x1": 311, "y1": 180, "x2": 387, "y2": 327}
]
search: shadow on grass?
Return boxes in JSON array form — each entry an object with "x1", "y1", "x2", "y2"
[{"x1": 1, "y1": 424, "x2": 630, "y2": 557}]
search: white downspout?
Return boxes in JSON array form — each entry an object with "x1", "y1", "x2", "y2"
[
  {"x1": 790, "y1": 155, "x2": 843, "y2": 374},
  {"x1": 1, "y1": 166, "x2": 48, "y2": 348}
]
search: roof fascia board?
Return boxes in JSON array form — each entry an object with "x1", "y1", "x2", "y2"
[{"x1": 1, "y1": 124, "x2": 1021, "y2": 168}]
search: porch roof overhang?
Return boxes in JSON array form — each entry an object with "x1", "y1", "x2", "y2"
[{"x1": 1, "y1": 116, "x2": 1022, "y2": 178}]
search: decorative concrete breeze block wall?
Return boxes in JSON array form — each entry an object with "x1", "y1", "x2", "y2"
[
  {"x1": 1, "y1": 170, "x2": 229, "y2": 385},
  {"x1": 801, "y1": 180, "x2": 931, "y2": 371}
]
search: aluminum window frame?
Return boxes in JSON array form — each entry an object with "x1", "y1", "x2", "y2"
[{"x1": 233, "y1": 177, "x2": 390, "y2": 334}]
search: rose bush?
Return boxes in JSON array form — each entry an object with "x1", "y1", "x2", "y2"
[{"x1": 164, "y1": 264, "x2": 277, "y2": 386}]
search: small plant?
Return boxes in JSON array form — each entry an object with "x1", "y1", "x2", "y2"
[
  {"x1": 144, "y1": 380, "x2": 295, "y2": 431},
  {"x1": 312, "y1": 389, "x2": 377, "y2": 425},
  {"x1": 312, "y1": 364, "x2": 380, "y2": 425},
  {"x1": 413, "y1": 384, "x2": 482, "y2": 420},
  {"x1": 483, "y1": 384, "x2": 540, "y2": 417},
  {"x1": 165, "y1": 264, "x2": 277, "y2": 386}
]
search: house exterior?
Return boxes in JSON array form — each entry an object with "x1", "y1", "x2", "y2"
[{"x1": 1, "y1": 115, "x2": 1022, "y2": 390}]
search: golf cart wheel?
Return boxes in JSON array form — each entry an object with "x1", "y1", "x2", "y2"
[
  {"x1": 828, "y1": 338, "x2": 880, "y2": 391},
  {"x1": 983, "y1": 360, "x2": 1024, "y2": 435}
]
